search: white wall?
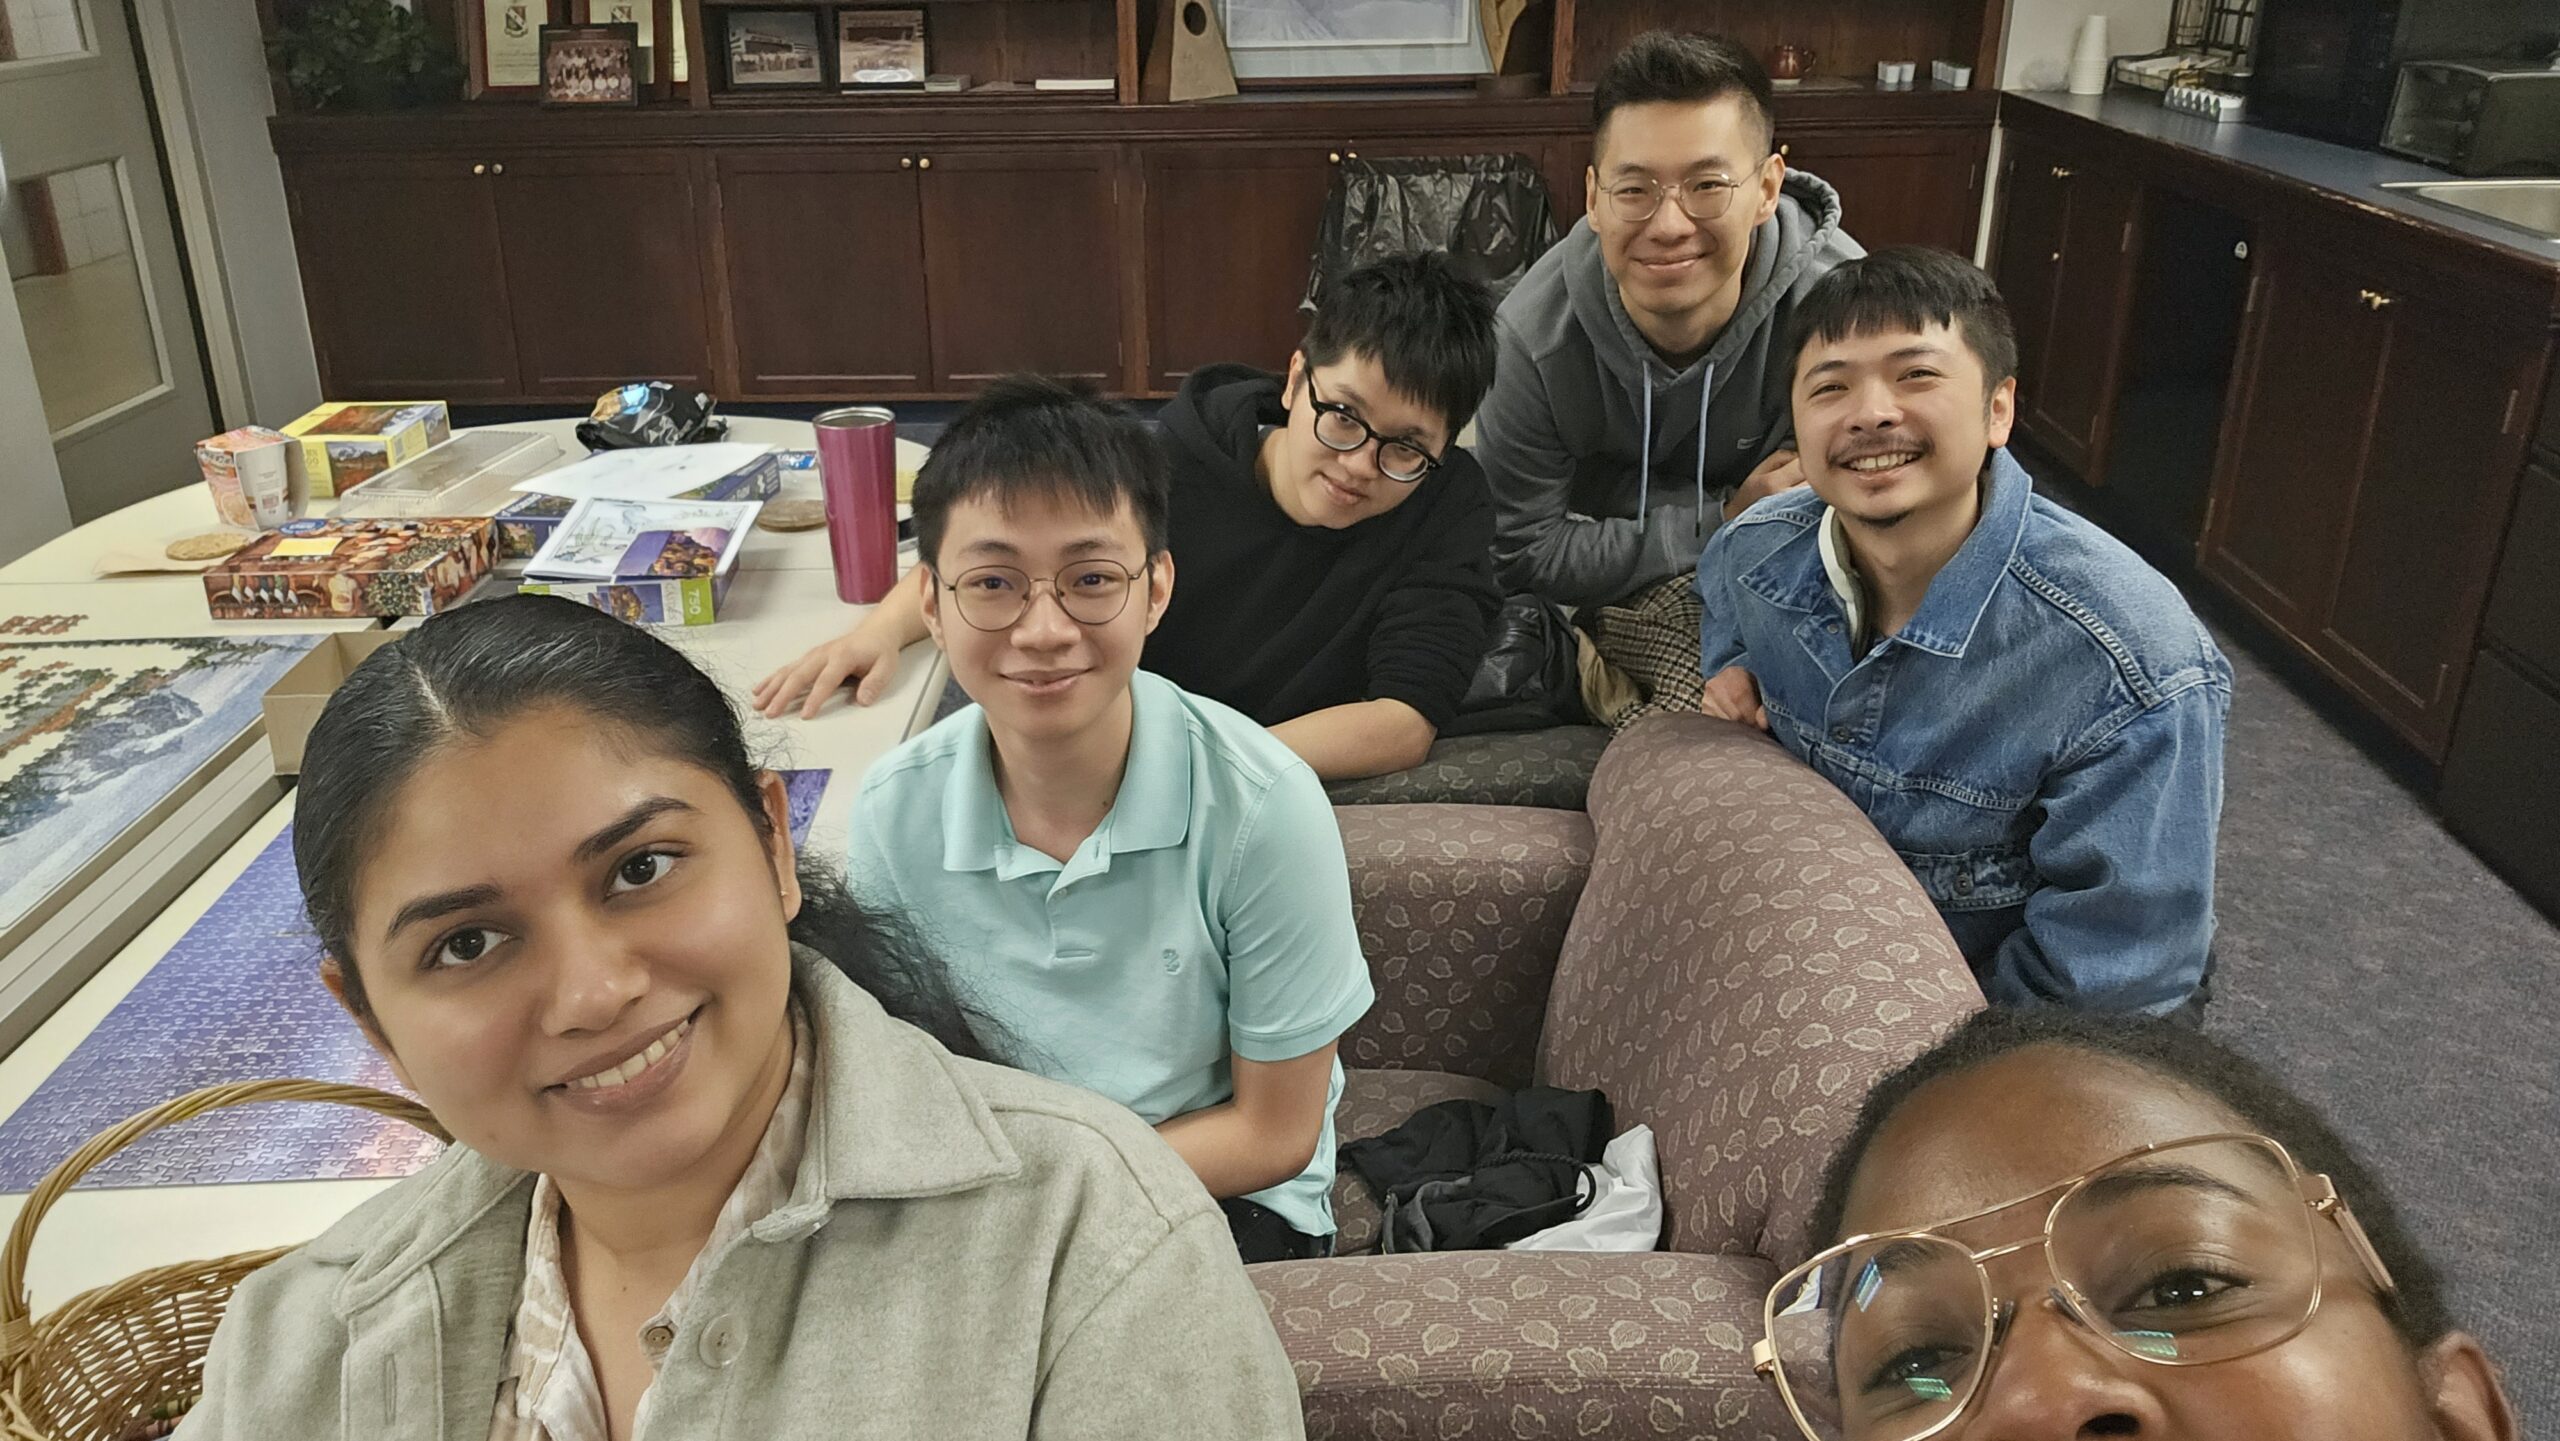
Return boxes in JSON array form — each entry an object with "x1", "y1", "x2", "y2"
[
  {"x1": 135, "y1": 0, "x2": 320, "y2": 430},
  {"x1": 2000, "y1": 0, "x2": 2175, "y2": 91}
]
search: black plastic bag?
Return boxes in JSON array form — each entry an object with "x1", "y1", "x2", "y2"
[
  {"x1": 1302, "y1": 154, "x2": 1561, "y2": 316},
  {"x1": 1446, "y1": 593, "x2": 1590, "y2": 736},
  {"x1": 575, "y1": 381, "x2": 730, "y2": 450}
]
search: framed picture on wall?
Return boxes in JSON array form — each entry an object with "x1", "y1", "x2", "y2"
[
  {"x1": 720, "y1": 7, "x2": 829, "y2": 90},
  {"x1": 465, "y1": 0, "x2": 563, "y2": 98},
  {"x1": 837, "y1": 7, "x2": 926, "y2": 89},
  {"x1": 1215, "y1": 0, "x2": 1490, "y2": 81},
  {"x1": 579, "y1": 0, "x2": 679, "y2": 93},
  {"x1": 541, "y1": 23, "x2": 641, "y2": 105}
]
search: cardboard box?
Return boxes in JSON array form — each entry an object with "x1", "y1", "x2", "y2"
[
  {"x1": 262, "y1": 630, "x2": 406, "y2": 774},
  {"x1": 519, "y1": 497, "x2": 756, "y2": 626},
  {"x1": 495, "y1": 446, "x2": 784, "y2": 558},
  {"x1": 195, "y1": 426, "x2": 308, "y2": 528},
  {"x1": 281, "y1": 401, "x2": 453, "y2": 499},
  {"x1": 205, "y1": 517, "x2": 497, "y2": 621}
]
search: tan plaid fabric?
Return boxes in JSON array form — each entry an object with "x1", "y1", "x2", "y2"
[
  {"x1": 1577, "y1": 573, "x2": 1707, "y2": 730},
  {"x1": 489, "y1": 1007, "x2": 815, "y2": 1441}
]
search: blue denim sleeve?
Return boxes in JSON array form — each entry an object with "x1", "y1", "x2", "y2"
[
  {"x1": 1984, "y1": 681, "x2": 2228, "y2": 1014},
  {"x1": 1695, "y1": 522, "x2": 1749, "y2": 678}
]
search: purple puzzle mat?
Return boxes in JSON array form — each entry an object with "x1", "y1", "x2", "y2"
[{"x1": 0, "y1": 768, "x2": 831, "y2": 1192}]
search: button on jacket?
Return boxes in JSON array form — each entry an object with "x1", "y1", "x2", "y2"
[
  {"x1": 179, "y1": 947, "x2": 1308, "y2": 1440},
  {"x1": 1695, "y1": 448, "x2": 2231, "y2": 1013}
]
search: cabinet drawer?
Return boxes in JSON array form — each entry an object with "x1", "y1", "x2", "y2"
[
  {"x1": 2482, "y1": 462, "x2": 2560, "y2": 685},
  {"x1": 2440, "y1": 648, "x2": 2560, "y2": 919}
]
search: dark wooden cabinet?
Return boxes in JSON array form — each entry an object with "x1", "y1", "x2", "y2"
[
  {"x1": 713, "y1": 149, "x2": 930, "y2": 397},
  {"x1": 1990, "y1": 133, "x2": 2138, "y2": 481},
  {"x1": 488, "y1": 151, "x2": 715, "y2": 398},
  {"x1": 280, "y1": 155, "x2": 520, "y2": 398},
  {"x1": 919, "y1": 147, "x2": 1125, "y2": 387},
  {"x1": 2441, "y1": 461, "x2": 2560, "y2": 914},
  {"x1": 2203, "y1": 238, "x2": 2543, "y2": 755},
  {"x1": 1140, "y1": 145, "x2": 1336, "y2": 384},
  {"x1": 1782, "y1": 131, "x2": 1987, "y2": 255}
]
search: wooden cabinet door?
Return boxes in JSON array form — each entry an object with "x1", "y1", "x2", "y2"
[
  {"x1": 2323, "y1": 290, "x2": 2542, "y2": 754},
  {"x1": 489, "y1": 150, "x2": 715, "y2": 399},
  {"x1": 2024, "y1": 167, "x2": 2139, "y2": 479},
  {"x1": 918, "y1": 147, "x2": 1124, "y2": 389},
  {"x1": 2199, "y1": 243, "x2": 2386, "y2": 640},
  {"x1": 1989, "y1": 137, "x2": 2069, "y2": 413},
  {"x1": 280, "y1": 155, "x2": 519, "y2": 398},
  {"x1": 1781, "y1": 132, "x2": 1987, "y2": 254},
  {"x1": 713, "y1": 150, "x2": 930, "y2": 398},
  {"x1": 1140, "y1": 144, "x2": 1336, "y2": 388}
]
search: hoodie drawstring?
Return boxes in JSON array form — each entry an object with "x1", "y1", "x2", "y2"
[{"x1": 1635, "y1": 359, "x2": 1718, "y2": 520}]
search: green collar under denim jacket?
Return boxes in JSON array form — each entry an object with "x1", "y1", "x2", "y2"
[{"x1": 176, "y1": 945, "x2": 1306, "y2": 1441}]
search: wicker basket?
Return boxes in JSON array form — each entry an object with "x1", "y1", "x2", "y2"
[{"x1": 0, "y1": 1080, "x2": 445, "y2": 1441}]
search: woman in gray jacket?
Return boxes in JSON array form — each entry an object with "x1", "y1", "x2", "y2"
[{"x1": 178, "y1": 595, "x2": 1304, "y2": 1441}]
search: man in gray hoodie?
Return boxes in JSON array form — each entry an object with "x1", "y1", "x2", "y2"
[{"x1": 1475, "y1": 31, "x2": 1862, "y2": 725}]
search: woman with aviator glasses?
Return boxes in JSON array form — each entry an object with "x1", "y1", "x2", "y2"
[{"x1": 1757, "y1": 1010, "x2": 2516, "y2": 1441}]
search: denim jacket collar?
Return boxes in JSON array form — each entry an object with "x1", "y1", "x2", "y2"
[{"x1": 1736, "y1": 447, "x2": 2030, "y2": 658}]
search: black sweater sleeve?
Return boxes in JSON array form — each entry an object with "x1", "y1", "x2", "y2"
[{"x1": 1363, "y1": 473, "x2": 1502, "y2": 732}]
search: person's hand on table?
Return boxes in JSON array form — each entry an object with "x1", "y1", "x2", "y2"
[
  {"x1": 1722, "y1": 448, "x2": 1807, "y2": 522},
  {"x1": 754, "y1": 630, "x2": 903, "y2": 719},
  {"x1": 1699, "y1": 665, "x2": 1768, "y2": 731}
]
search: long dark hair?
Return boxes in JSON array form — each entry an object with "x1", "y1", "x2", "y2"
[
  {"x1": 1811, "y1": 1009, "x2": 2452, "y2": 1346},
  {"x1": 292, "y1": 594, "x2": 999, "y2": 1062}
]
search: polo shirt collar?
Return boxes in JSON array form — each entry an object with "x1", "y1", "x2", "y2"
[{"x1": 935, "y1": 671, "x2": 1194, "y2": 879}]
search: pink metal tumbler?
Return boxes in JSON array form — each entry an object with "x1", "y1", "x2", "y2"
[{"x1": 814, "y1": 406, "x2": 899, "y2": 604}]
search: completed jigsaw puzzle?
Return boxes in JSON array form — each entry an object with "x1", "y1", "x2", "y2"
[{"x1": 0, "y1": 767, "x2": 832, "y2": 1191}]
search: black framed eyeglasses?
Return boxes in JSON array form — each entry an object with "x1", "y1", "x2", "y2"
[
  {"x1": 1597, "y1": 172, "x2": 1748, "y2": 227},
  {"x1": 1302, "y1": 370, "x2": 1442, "y2": 484},
  {"x1": 933, "y1": 560, "x2": 1149, "y2": 632}
]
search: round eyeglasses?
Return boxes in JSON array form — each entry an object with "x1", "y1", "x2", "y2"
[
  {"x1": 934, "y1": 560, "x2": 1148, "y2": 632},
  {"x1": 1753, "y1": 1133, "x2": 2398, "y2": 1441},
  {"x1": 1598, "y1": 172, "x2": 1748, "y2": 227},
  {"x1": 1304, "y1": 369, "x2": 1442, "y2": 484}
]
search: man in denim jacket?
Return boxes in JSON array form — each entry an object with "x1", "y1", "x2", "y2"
[{"x1": 1694, "y1": 247, "x2": 2229, "y2": 1015}]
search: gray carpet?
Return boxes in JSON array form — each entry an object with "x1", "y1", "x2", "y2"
[{"x1": 2203, "y1": 625, "x2": 2559, "y2": 1429}]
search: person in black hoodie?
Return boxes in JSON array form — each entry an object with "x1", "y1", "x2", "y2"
[{"x1": 756, "y1": 253, "x2": 1503, "y2": 782}]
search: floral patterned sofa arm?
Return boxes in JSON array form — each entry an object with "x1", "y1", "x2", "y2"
[
  {"x1": 1334, "y1": 804, "x2": 1596, "y2": 1092},
  {"x1": 1537, "y1": 716, "x2": 1985, "y2": 1266},
  {"x1": 1255, "y1": 1249, "x2": 1802, "y2": 1441}
]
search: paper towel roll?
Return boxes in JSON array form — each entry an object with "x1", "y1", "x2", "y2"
[{"x1": 2068, "y1": 15, "x2": 2111, "y2": 95}]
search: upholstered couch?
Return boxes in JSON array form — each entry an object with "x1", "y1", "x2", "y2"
[
  {"x1": 1262, "y1": 715, "x2": 1984, "y2": 1440},
  {"x1": 1324, "y1": 726, "x2": 1613, "y2": 810}
]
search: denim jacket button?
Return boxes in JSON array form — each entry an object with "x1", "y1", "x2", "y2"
[
  {"x1": 1830, "y1": 725, "x2": 1852, "y2": 743},
  {"x1": 1953, "y1": 873, "x2": 1975, "y2": 896}
]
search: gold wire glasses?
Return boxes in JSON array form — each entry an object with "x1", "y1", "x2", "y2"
[
  {"x1": 1753, "y1": 1133, "x2": 2398, "y2": 1441},
  {"x1": 934, "y1": 560, "x2": 1148, "y2": 632},
  {"x1": 1597, "y1": 172, "x2": 1749, "y2": 227}
]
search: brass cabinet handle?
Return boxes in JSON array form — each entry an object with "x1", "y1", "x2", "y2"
[
  {"x1": 900, "y1": 156, "x2": 914, "y2": 169},
  {"x1": 472, "y1": 162, "x2": 487, "y2": 175},
  {"x1": 2357, "y1": 288, "x2": 2394, "y2": 310},
  {"x1": 1778, "y1": 143, "x2": 1790, "y2": 157},
  {"x1": 2051, "y1": 165, "x2": 2074, "y2": 178},
  {"x1": 490, "y1": 162, "x2": 505, "y2": 176},
  {"x1": 917, "y1": 156, "x2": 932, "y2": 170},
  {"x1": 1329, "y1": 151, "x2": 1341, "y2": 163},
  {"x1": 2048, "y1": 249, "x2": 2062, "y2": 262}
]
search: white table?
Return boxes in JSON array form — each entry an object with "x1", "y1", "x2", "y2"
[{"x1": 0, "y1": 417, "x2": 951, "y2": 1307}]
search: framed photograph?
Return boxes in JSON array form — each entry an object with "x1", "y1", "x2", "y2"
[
  {"x1": 541, "y1": 23, "x2": 640, "y2": 105},
  {"x1": 720, "y1": 7, "x2": 828, "y2": 90},
  {"x1": 837, "y1": 7, "x2": 926, "y2": 89},
  {"x1": 1216, "y1": 0, "x2": 1489, "y2": 81},
  {"x1": 580, "y1": 0, "x2": 679, "y2": 92}
]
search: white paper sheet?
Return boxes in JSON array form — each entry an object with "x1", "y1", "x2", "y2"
[{"x1": 511, "y1": 443, "x2": 775, "y2": 503}]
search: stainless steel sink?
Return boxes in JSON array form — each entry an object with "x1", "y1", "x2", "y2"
[{"x1": 2379, "y1": 179, "x2": 2560, "y2": 242}]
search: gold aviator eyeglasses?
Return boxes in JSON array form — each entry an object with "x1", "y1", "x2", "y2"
[{"x1": 1752, "y1": 1132, "x2": 2399, "y2": 1441}]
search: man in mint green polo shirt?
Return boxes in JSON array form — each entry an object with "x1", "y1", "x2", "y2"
[{"x1": 847, "y1": 376, "x2": 1374, "y2": 1262}]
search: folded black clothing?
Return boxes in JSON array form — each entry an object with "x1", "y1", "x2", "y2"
[{"x1": 1339, "y1": 1086, "x2": 1613, "y2": 1253}]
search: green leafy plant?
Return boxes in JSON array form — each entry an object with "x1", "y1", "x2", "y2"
[{"x1": 269, "y1": 0, "x2": 465, "y2": 112}]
